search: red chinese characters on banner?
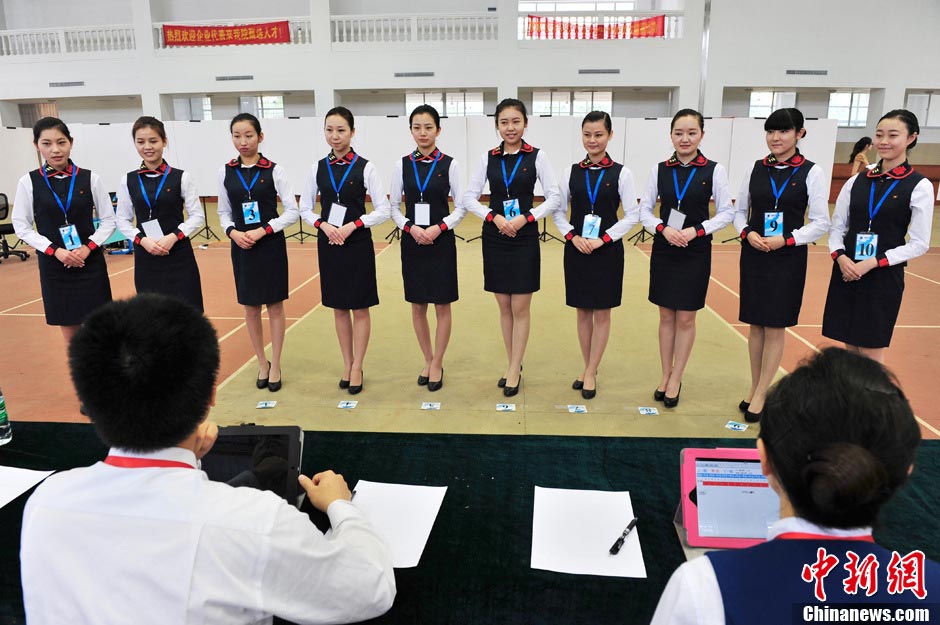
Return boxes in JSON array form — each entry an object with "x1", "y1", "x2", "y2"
[
  {"x1": 162, "y1": 21, "x2": 291, "y2": 47},
  {"x1": 525, "y1": 14, "x2": 665, "y2": 40},
  {"x1": 629, "y1": 14, "x2": 665, "y2": 38}
]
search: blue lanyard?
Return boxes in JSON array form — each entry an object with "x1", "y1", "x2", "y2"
[
  {"x1": 501, "y1": 154, "x2": 523, "y2": 198},
  {"x1": 411, "y1": 150, "x2": 442, "y2": 202},
  {"x1": 137, "y1": 166, "x2": 171, "y2": 220},
  {"x1": 326, "y1": 154, "x2": 359, "y2": 201},
  {"x1": 235, "y1": 167, "x2": 261, "y2": 200},
  {"x1": 672, "y1": 167, "x2": 696, "y2": 210},
  {"x1": 40, "y1": 164, "x2": 78, "y2": 225},
  {"x1": 868, "y1": 178, "x2": 899, "y2": 230},
  {"x1": 584, "y1": 169, "x2": 606, "y2": 213},
  {"x1": 768, "y1": 166, "x2": 800, "y2": 210}
]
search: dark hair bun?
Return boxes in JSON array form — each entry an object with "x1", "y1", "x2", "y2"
[{"x1": 802, "y1": 442, "x2": 890, "y2": 527}]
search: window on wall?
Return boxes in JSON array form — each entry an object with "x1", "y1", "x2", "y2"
[
  {"x1": 201, "y1": 97, "x2": 213, "y2": 121},
  {"x1": 534, "y1": 90, "x2": 612, "y2": 116},
  {"x1": 748, "y1": 91, "x2": 796, "y2": 118},
  {"x1": 406, "y1": 91, "x2": 484, "y2": 117},
  {"x1": 257, "y1": 95, "x2": 285, "y2": 119},
  {"x1": 828, "y1": 92, "x2": 869, "y2": 127},
  {"x1": 905, "y1": 92, "x2": 940, "y2": 127}
]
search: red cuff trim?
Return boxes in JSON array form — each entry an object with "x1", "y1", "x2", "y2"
[
  {"x1": 655, "y1": 223, "x2": 665, "y2": 234},
  {"x1": 264, "y1": 225, "x2": 274, "y2": 235},
  {"x1": 313, "y1": 219, "x2": 322, "y2": 229},
  {"x1": 177, "y1": 230, "x2": 187, "y2": 240},
  {"x1": 133, "y1": 235, "x2": 142, "y2": 245},
  {"x1": 485, "y1": 213, "x2": 495, "y2": 222},
  {"x1": 87, "y1": 241, "x2": 99, "y2": 251},
  {"x1": 878, "y1": 256, "x2": 890, "y2": 268},
  {"x1": 354, "y1": 218, "x2": 364, "y2": 228},
  {"x1": 565, "y1": 231, "x2": 574, "y2": 241},
  {"x1": 525, "y1": 214, "x2": 536, "y2": 223},
  {"x1": 831, "y1": 249, "x2": 845, "y2": 260},
  {"x1": 602, "y1": 233, "x2": 613, "y2": 244},
  {"x1": 785, "y1": 236, "x2": 796, "y2": 247},
  {"x1": 696, "y1": 227, "x2": 706, "y2": 238},
  {"x1": 403, "y1": 222, "x2": 412, "y2": 233},
  {"x1": 740, "y1": 227, "x2": 751, "y2": 239},
  {"x1": 438, "y1": 222, "x2": 449, "y2": 232},
  {"x1": 44, "y1": 246, "x2": 56, "y2": 256}
]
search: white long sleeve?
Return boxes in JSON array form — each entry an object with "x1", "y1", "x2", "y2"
[
  {"x1": 638, "y1": 165, "x2": 663, "y2": 232},
  {"x1": 359, "y1": 161, "x2": 390, "y2": 229},
  {"x1": 462, "y1": 153, "x2": 492, "y2": 221},
  {"x1": 602, "y1": 168, "x2": 639, "y2": 242},
  {"x1": 701, "y1": 164, "x2": 735, "y2": 235},
  {"x1": 552, "y1": 171, "x2": 574, "y2": 236},
  {"x1": 115, "y1": 177, "x2": 138, "y2": 241},
  {"x1": 299, "y1": 164, "x2": 321, "y2": 227},
  {"x1": 267, "y1": 164, "x2": 299, "y2": 233},
  {"x1": 734, "y1": 162, "x2": 829, "y2": 245},
  {"x1": 216, "y1": 165, "x2": 235, "y2": 235},
  {"x1": 389, "y1": 158, "x2": 466, "y2": 231},
  {"x1": 114, "y1": 170, "x2": 206, "y2": 240},
  {"x1": 530, "y1": 150, "x2": 562, "y2": 221}
]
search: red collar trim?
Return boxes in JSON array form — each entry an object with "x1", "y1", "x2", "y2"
[
  {"x1": 776, "y1": 532, "x2": 875, "y2": 542},
  {"x1": 227, "y1": 154, "x2": 273, "y2": 169},
  {"x1": 579, "y1": 153, "x2": 615, "y2": 169},
  {"x1": 43, "y1": 161, "x2": 76, "y2": 177},
  {"x1": 866, "y1": 160, "x2": 913, "y2": 180},
  {"x1": 491, "y1": 141, "x2": 534, "y2": 156},
  {"x1": 763, "y1": 151, "x2": 805, "y2": 168},
  {"x1": 138, "y1": 160, "x2": 169, "y2": 175},
  {"x1": 411, "y1": 147, "x2": 442, "y2": 163},
  {"x1": 665, "y1": 151, "x2": 708, "y2": 168},
  {"x1": 328, "y1": 149, "x2": 357, "y2": 165},
  {"x1": 104, "y1": 455, "x2": 195, "y2": 469}
]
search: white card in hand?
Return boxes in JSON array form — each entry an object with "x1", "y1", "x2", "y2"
[
  {"x1": 414, "y1": 202, "x2": 431, "y2": 226},
  {"x1": 141, "y1": 219, "x2": 164, "y2": 240},
  {"x1": 666, "y1": 209, "x2": 686, "y2": 231},
  {"x1": 328, "y1": 203, "x2": 347, "y2": 227}
]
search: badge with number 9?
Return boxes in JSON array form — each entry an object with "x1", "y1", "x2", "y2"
[{"x1": 763, "y1": 211, "x2": 783, "y2": 237}]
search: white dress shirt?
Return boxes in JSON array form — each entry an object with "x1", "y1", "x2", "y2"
[
  {"x1": 552, "y1": 165, "x2": 639, "y2": 241},
  {"x1": 21, "y1": 446, "x2": 396, "y2": 625},
  {"x1": 388, "y1": 156, "x2": 467, "y2": 231},
  {"x1": 828, "y1": 174, "x2": 934, "y2": 266},
  {"x1": 299, "y1": 157, "x2": 392, "y2": 229},
  {"x1": 638, "y1": 163, "x2": 735, "y2": 235},
  {"x1": 217, "y1": 162, "x2": 299, "y2": 235},
  {"x1": 116, "y1": 169, "x2": 206, "y2": 240},
  {"x1": 462, "y1": 148, "x2": 562, "y2": 221},
  {"x1": 732, "y1": 162, "x2": 830, "y2": 245},
  {"x1": 650, "y1": 517, "x2": 874, "y2": 625},
  {"x1": 12, "y1": 168, "x2": 116, "y2": 252}
]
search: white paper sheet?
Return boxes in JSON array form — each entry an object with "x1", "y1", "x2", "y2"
[
  {"x1": 0, "y1": 466, "x2": 54, "y2": 509},
  {"x1": 351, "y1": 480, "x2": 447, "y2": 568},
  {"x1": 531, "y1": 486, "x2": 646, "y2": 578}
]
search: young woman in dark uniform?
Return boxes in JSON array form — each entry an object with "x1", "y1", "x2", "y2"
[
  {"x1": 217, "y1": 113, "x2": 299, "y2": 392},
  {"x1": 115, "y1": 116, "x2": 205, "y2": 311},
  {"x1": 823, "y1": 110, "x2": 933, "y2": 363},
  {"x1": 12, "y1": 117, "x2": 115, "y2": 349},
  {"x1": 732, "y1": 108, "x2": 830, "y2": 422},
  {"x1": 551, "y1": 111, "x2": 637, "y2": 400},
  {"x1": 388, "y1": 105, "x2": 466, "y2": 392},
  {"x1": 464, "y1": 99, "x2": 561, "y2": 397},
  {"x1": 299, "y1": 107, "x2": 390, "y2": 395},
  {"x1": 638, "y1": 109, "x2": 734, "y2": 408}
]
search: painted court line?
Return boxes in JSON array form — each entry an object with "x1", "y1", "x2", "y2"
[
  {"x1": 0, "y1": 265, "x2": 136, "y2": 314},
  {"x1": 905, "y1": 270, "x2": 940, "y2": 286}
]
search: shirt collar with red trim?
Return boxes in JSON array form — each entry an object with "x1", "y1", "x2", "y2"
[
  {"x1": 138, "y1": 160, "x2": 169, "y2": 175},
  {"x1": 769, "y1": 516, "x2": 873, "y2": 541},
  {"x1": 104, "y1": 446, "x2": 198, "y2": 469},
  {"x1": 411, "y1": 147, "x2": 442, "y2": 163},
  {"x1": 866, "y1": 160, "x2": 914, "y2": 180},
  {"x1": 763, "y1": 150, "x2": 806, "y2": 168},
  {"x1": 42, "y1": 160, "x2": 76, "y2": 177},
  {"x1": 491, "y1": 141, "x2": 534, "y2": 157},
  {"x1": 327, "y1": 149, "x2": 358, "y2": 165},
  {"x1": 665, "y1": 150, "x2": 709, "y2": 168},
  {"x1": 579, "y1": 153, "x2": 615, "y2": 169},
  {"x1": 227, "y1": 154, "x2": 273, "y2": 169}
]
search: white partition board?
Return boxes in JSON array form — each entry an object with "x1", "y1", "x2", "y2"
[
  {"x1": 700, "y1": 117, "x2": 734, "y2": 180},
  {"x1": 166, "y1": 120, "x2": 233, "y2": 197},
  {"x1": 250, "y1": 117, "x2": 322, "y2": 198},
  {"x1": 68, "y1": 123, "x2": 139, "y2": 193},
  {"x1": 0, "y1": 128, "x2": 39, "y2": 200},
  {"x1": 624, "y1": 118, "x2": 674, "y2": 203}
]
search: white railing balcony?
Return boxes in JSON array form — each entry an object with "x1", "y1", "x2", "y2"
[
  {"x1": 518, "y1": 11, "x2": 683, "y2": 40},
  {"x1": 152, "y1": 17, "x2": 312, "y2": 49},
  {"x1": 0, "y1": 25, "x2": 135, "y2": 57},
  {"x1": 331, "y1": 13, "x2": 498, "y2": 47}
]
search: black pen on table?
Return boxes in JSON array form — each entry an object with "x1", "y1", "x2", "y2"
[{"x1": 609, "y1": 517, "x2": 638, "y2": 555}]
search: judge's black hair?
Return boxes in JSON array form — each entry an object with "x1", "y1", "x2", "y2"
[{"x1": 69, "y1": 294, "x2": 220, "y2": 452}]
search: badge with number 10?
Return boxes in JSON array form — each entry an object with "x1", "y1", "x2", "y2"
[{"x1": 855, "y1": 232, "x2": 878, "y2": 261}]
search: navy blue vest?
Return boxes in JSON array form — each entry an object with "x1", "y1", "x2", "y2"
[
  {"x1": 567, "y1": 162, "x2": 623, "y2": 238},
  {"x1": 125, "y1": 167, "x2": 185, "y2": 237},
  {"x1": 844, "y1": 171, "x2": 923, "y2": 266},
  {"x1": 485, "y1": 145, "x2": 540, "y2": 238},
  {"x1": 222, "y1": 157, "x2": 280, "y2": 230},
  {"x1": 657, "y1": 160, "x2": 717, "y2": 245},
  {"x1": 709, "y1": 539, "x2": 940, "y2": 625},
  {"x1": 315, "y1": 154, "x2": 371, "y2": 243},
  {"x1": 401, "y1": 151, "x2": 453, "y2": 225},
  {"x1": 29, "y1": 166, "x2": 96, "y2": 248},
  {"x1": 746, "y1": 160, "x2": 814, "y2": 236}
]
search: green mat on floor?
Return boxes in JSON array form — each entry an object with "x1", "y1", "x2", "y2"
[{"x1": 2, "y1": 423, "x2": 938, "y2": 625}]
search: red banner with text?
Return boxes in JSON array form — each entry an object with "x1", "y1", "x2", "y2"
[
  {"x1": 162, "y1": 21, "x2": 291, "y2": 47},
  {"x1": 525, "y1": 14, "x2": 665, "y2": 40}
]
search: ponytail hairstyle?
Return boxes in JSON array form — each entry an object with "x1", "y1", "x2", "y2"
[
  {"x1": 582, "y1": 110, "x2": 612, "y2": 133},
  {"x1": 848, "y1": 136, "x2": 872, "y2": 163},
  {"x1": 764, "y1": 107, "x2": 806, "y2": 139},
  {"x1": 759, "y1": 348, "x2": 919, "y2": 529},
  {"x1": 878, "y1": 109, "x2": 920, "y2": 150}
]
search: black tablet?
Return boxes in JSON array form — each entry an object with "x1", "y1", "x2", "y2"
[{"x1": 201, "y1": 425, "x2": 304, "y2": 507}]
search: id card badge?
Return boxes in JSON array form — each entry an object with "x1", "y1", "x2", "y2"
[
  {"x1": 503, "y1": 198, "x2": 520, "y2": 219},
  {"x1": 242, "y1": 201, "x2": 260, "y2": 225},
  {"x1": 764, "y1": 211, "x2": 783, "y2": 237},
  {"x1": 141, "y1": 219, "x2": 164, "y2": 240},
  {"x1": 327, "y1": 203, "x2": 347, "y2": 227},
  {"x1": 855, "y1": 232, "x2": 879, "y2": 260},
  {"x1": 666, "y1": 208, "x2": 686, "y2": 231},
  {"x1": 414, "y1": 202, "x2": 431, "y2": 226},
  {"x1": 58, "y1": 224, "x2": 81, "y2": 251},
  {"x1": 581, "y1": 214, "x2": 602, "y2": 239}
]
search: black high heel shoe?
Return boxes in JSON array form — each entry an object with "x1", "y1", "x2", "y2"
[
  {"x1": 417, "y1": 373, "x2": 430, "y2": 386},
  {"x1": 256, "y1": 360, "x2": 270, "y2": 389},
  {"x1": 428, "y1": 369, "x2": 444, "y2": 392},
  {"x1": 653, "y1": 388, "x2": 666, "y2": 402},
  {"x1": 744, "y1": 408, "x2": 762, "y2": 423},
  {"x1": 500, "y1": 363, "x2": 521, "y2": 389},
  {"x1": 503, "y1": 372, "x2": 522, "y2": 397},
  {"x1": 339, "y1": 379, "x2": 350, "y2": 389},
  {"x1": 663, "y1": 384, "x2": 682, "y2": 408},
  {"x1": 348, "y1": 370, "x2": 364, "y2": 395},
  {"x1": 572, "y1": 379, "x2": 584, "y2": 390},
  {"x1": 738, "y1": 400, "x2": 750, "y2": 413},
  {"x1": 268, "y1": 368, "x2": 282, "y2": 393}
]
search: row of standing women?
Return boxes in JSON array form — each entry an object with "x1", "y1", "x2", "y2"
[{"x1": 12, "y1": 104, "x2": 934, "y2": 420}]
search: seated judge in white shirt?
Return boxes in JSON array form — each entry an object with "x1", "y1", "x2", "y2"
[
  {"x1": 20, "y1": 294, "x2": 395, "y2": 625},
  {"x1": 651, "y1": 347, "x2": 938, "y2": 625}
]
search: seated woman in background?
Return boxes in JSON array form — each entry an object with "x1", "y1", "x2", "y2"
[
  {"x1": 651, "y1": 347, "x2": 938, "y2": 625},
  {"x1": 849, "y1": 136, "x2": 873, "y2": 175}
]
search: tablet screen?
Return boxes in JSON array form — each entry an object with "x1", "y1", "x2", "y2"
[
  {"x1": 201, "y1": 427, "x2": 302, "y2": 504},
  {"x1": 695, "y1": 458, "x2": 779, "y2": 539}
]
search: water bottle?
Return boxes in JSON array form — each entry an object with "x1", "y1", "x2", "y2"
[{"x1": 0, "y1": 387, "x2": 12, "y2": 446}]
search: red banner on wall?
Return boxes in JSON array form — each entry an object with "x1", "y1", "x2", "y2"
[
  {"x1": 162, "y1": 21, "x2": 291, "y2": 46},
  {"x1": 629, "y1": 15, "x2": 665, "y2": 38},
  {"x1": 526, "y1": 14, "x2": 666, "y2": 40}
]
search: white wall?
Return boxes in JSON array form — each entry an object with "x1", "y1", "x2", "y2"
[
  {"x1": 2, "y1": 0, "x2": 131, "y2": 28},
  {"x1": 149, "y1": 0, "x2": 310, "y2": 23},
  {"x1": 329, "y1": 1, "x2": 495, "y2": 15},
  {"x1": 55, "y1": 97, "x2": 143, "y2": 125},
  {"x1": 336, "y1": 91, "x2": 408, "y2": 117}
]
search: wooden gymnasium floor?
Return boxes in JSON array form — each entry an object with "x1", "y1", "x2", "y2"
[{"x1": 1, "y1": 204, "x2": 938, "y2": 441}]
